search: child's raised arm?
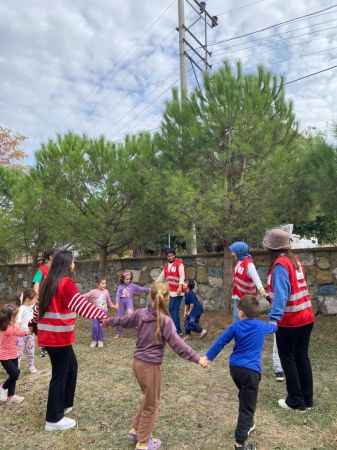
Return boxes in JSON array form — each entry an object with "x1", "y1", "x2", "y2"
[
  {"x1": 104, "y1": 310, "x2": 140, "y2": 329},
  {"x1": 162, "y1": 317, "x2": 200, "y2": 363},
  {"x1": 205, "y1": 324, "x2": 235, "y2": 362}
]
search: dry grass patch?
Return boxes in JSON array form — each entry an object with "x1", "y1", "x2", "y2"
[{"x1": 0, "y1": 313, "x2": 336, "y2": 450}]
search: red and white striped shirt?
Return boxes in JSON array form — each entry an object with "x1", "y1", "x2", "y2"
[
  {"x1": 0, "y1": 325, "x2": 27, "y2": 360},
  {"x1": 31, "y1": 277, "x2": 108, "y2": 347}
]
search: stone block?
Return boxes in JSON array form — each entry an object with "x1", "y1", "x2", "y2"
[
  {"x1": 316, "y1": 256, "x2": 330, "y2": 270},
  {"x1": 196, "y1": 265, "x2": 208, "y2": 284},
  {"x1": 317, "y1": 283, "x2": 337, "y2": 296},
  {"x1": 317, "y1": 295, "x2": 337, "y2": 315},
  {"x1": 185, "y1": 266, "x2": 196, "y2": 280},
  {"x1": 208, "y1": 277, "x2": 223, "y2": 288},
  {"x1": 300, "y1": 253, "x2": 314, "y2": 266},
  {"x1": 332, "y1": 267, "x2": 337, "y2": 282},
  {"x1": 316, "y1": 270, "x2": 333, "y2": 284},
  {"x1": 257, "y1": 267, "x2": 268, "y2": 283},
  {"x1": 150, "y1": 268, "x2": 162, "y2": 281},
  {"x1": 208, "y1": 267, "x2": 223, "y2": 278}
]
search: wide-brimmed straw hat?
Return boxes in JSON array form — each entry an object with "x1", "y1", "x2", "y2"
[{"x1": 263, "y1": 228, "x2": 291, "y2": 250}]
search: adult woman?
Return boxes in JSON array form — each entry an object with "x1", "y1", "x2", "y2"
[
  {"x1": 31, "y1": 250, "x2": 108, "y2": 431},
  {"x1": 263, "y1": 228, "x2": 314, "y2": 411}
]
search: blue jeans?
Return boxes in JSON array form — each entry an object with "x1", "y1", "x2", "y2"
[
  {"x1": 169, "y1": 295, "x2": 183, "y2": 334},
  {"x1": 184, "y1": 312, "x2": 203, "y2": 335},
  {"x1": 231, "y1": 297, "x2": 240, "y2": 322}
]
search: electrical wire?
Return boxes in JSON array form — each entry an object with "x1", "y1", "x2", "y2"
[
  {"x1": 208, "y1": 3, "x2": 337, "y2": 47},
  {"x1": 286, "y1": 64, "x2": 337, "y2": 84}
]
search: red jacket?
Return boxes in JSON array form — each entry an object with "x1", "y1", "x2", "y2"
[
  {"x1": 38, "y1": 263, "x2": 49, "y2": 279},
  {"x1": 34, "y1": 277, "x2": 108, "y2": 347},
  {"x1": 163, "y1": 258, "x2": 184, "y2": 294},
  {"x1": 267, "y1": 256, "x2": 314, "y2": 328},
  {"x1": 232, "y1": 257, "x2": 257, "y2": 300}
]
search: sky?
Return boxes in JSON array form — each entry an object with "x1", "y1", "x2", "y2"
[{"x1": 1, "y1": 0, "x2": 337, "y2": 164}]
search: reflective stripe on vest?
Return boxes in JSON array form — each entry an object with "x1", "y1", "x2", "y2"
[
  {"x1": 289, "y1": 290, "x2": 310, "y2": 302},
  {"x1": 285, "y1": 300, "x2": 312, "y2": 313},
  {"x1": 38, "y1": 323, "x2": 75, "y2": 332},
  {"x1": 234, "y1": 277, "x2": 255, "y2": 289},
  {"x1": 43, "y1": 312, "x2": 77, "y2": 320}
]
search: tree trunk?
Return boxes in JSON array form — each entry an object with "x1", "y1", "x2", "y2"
[
  {"x1": 98, "y1": 246, "x2": 108, "y2": 275},
  {"x1": 191, "y1": 222, "x2": 197, "y2": 255}
]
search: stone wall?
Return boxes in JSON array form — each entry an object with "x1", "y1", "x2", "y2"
[{"x1": 1, "y1": 248, "x2": 337, "y2": 314}]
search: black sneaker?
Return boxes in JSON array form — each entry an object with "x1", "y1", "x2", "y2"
[{"x1": 40, "y1": 348, "x2": 47, "y2": 358}]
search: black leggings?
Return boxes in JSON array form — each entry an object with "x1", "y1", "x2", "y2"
[
  {"x1": 45, "y1": 346, "x2": 78, "y2": 422},
  {"x1": 1, "y1": 358, "x2": 20, "y2": 396}
]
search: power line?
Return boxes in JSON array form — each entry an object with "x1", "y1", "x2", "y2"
[
  {"x1": 208, "y1": 3, "x2": 337, "y2": 47},
  {"x1": 211, "y1": 21, "x2": 337, "y2": 59},
  {"x1": 286, "y1": 64, "x2": 337, "y2": 84},
  {"x1": 217, "y1": 0, "x2": 272, "y2": 16}
]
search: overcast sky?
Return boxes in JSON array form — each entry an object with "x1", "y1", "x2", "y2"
[{"x1": 1, "y1": 0, "x2": 336, "y2": 163}]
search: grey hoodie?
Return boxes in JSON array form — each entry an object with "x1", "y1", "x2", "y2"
[{"x1": 107, "y1": 307, "x2": 200, "y2": 365}]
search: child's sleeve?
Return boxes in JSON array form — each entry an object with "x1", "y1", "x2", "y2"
[
  {"x1": 263, "y1": 321, "x2": 278, "y2": 335},
  {"x1": 115, "y1": 286, "x2": 121, "y2": 304},
  {"x1": 107, "y1": 310, "x2": 140, "y2": 329},
  {"x1": 132, "y1": 284, "x2": 151, "y2": 295},
  {"x1": 162, "y1": 318, "x2": 200, "y2": 363},
  {"x1": 5, "y1": 325, "x2": 27, "y2": 337},
  {"x1": 206, "y1": 324, "x2": 236, "y2": 361},
  {"x1": 64, "y1": 278, "x2": 108, "y2": 320}
]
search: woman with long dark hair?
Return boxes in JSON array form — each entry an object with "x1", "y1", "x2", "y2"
[
  {"x1": 263, "y1": 228, "x2": 314, "y2": 411},
  {"x1": 31, "y1": 250, "x2": 108, "y2": 431}
]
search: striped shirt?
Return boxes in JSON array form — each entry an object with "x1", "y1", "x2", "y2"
[{"x1": 0, "y1": 325, "x2": 27, "y2": 360}]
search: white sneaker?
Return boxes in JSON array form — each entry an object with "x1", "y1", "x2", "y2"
[
  {"x1": 45, "y1": 417, "x2": 76, "y2": 432},
  {"x1": 29, "y1": 367, "x2": 38, "y2": 374},
  {"x1": 0, "y1": 385, "x2": 8, "y2": 402},
  {"x1": 64, "y1": 407, "x2": 73, "y2": 414},
  {"x1": 278, "y1": 399, "x2": 306, "y2": 413},
  {"x1": 97, "y1": 341, "x2": 104, "y2": 348},
  {"x1": 90, "y1": 341, "x2": 97, "y2": 348}
]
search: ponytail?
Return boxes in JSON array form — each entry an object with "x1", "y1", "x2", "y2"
[{"x1": 150, "y1": 282, "x2": 170, "y2": 342}]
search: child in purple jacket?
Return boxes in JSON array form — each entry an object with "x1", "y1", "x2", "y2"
[
  {"x1": 84, "y1": 276, "x2": 114, "y2": 348},
  {"x1": 104, "y1": 282, "x2": 205, "y2": 450},
  {"x1": 115, "y1": 271, "x2": 150, "y2": 338}
]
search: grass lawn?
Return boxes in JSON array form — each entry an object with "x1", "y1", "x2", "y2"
[{"x1": 0, "y1": 313, "x2": 336, "y2": 450}]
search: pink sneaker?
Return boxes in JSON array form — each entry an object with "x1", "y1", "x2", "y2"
[{"x1": 7, "y1": 395, "x2": 24, "y2": 404}]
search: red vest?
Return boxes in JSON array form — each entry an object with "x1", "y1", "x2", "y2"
[
  {"x1": 38, "y1": 263, "x2": 49, "y2": 279},
  {"x1": 37, "y1": 277, "x2": 77, "y2": 347},
  {"x1": 163, "y1": 258, "x2": 184, "y2": 294},
  {"x1": 267, "y1": 255, "x2": 314, "y2": 328},
  {"x1": 232, "y1": 257, "x2": 257, "y2": 300}
]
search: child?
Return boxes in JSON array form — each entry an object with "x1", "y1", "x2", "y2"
[
  {"x1": 183, "y1": 279, "x2": 207, "y2": 339},
  {"x1": 84, "y1": 275, "x2": 114, "y2": 348},
  {"x1": 16, "y1": 289, "x2": 38, "y2": 373},
  {"x1": 104, "y1": 282, "x2": 204, "y2": 450},
  {"x1": 201, "y1": 295, "x2": 277, "y2": 450},
  {"x1": 0, "y1": 304, "x2": 30, "y2": 404},
  {"x1": 114, "y1": 271, "x2": 150, "y2": 338}
]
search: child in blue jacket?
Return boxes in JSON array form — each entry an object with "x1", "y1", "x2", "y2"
[{"x1": 183, "y1": 280, "x2": 207, "y2": 339}]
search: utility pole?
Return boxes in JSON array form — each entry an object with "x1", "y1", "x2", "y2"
[
  {"x1": 178, "y1": 0, "x2": 188, "y2": 98},
  {"x1": 176, "y1": 0, "x2": 218, "y2": 255}
]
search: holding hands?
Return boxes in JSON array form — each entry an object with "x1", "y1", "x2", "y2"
[{"x1": 199, "y1": 355, "x2": 209, "y2": 369}]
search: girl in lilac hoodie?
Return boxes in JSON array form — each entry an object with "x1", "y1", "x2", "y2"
[
  {"x1": 114, "y1": 271, "x2": 150, "y2": 338},
  {"x1": 104, "y1": 282, "x2": 204, "y2": 450}
]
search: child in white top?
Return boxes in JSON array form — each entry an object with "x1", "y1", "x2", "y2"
[{"x1": 16, "y1": 289, "x2": 38, "y2": 373}]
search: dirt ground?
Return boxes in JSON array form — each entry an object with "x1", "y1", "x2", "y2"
[{"x1": 0, "y1": 312, "x2": 336, "y2": 450}]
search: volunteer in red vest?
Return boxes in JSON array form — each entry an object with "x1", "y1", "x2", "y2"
[
  {"x1": 32, "y1": 249, "x2": 55, "y2": 295},
  {"x1": 229, "y1": 241, "x2": 266, "y2": 322},
  {"x1": 30, "y1": 250, "x2": 108, "y2": 432},
  {"x1": 263, "y1": 228, "x2": 314, "y2": 411},
  {"x1": 32, "y1": 249, "x2": 56, "y2": 358},
  {"x1": 157, "y1": 248, "x2": 185, "y2": 335}
]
